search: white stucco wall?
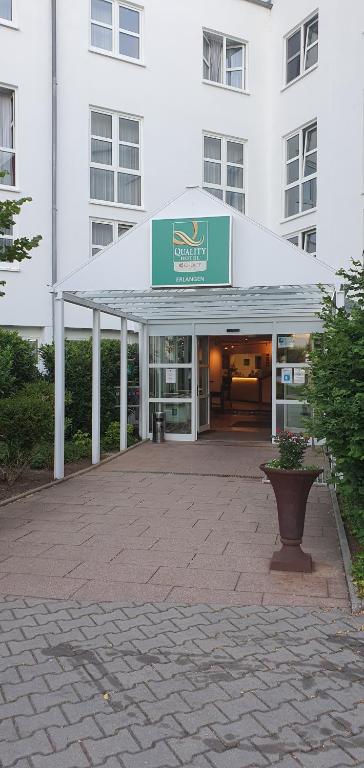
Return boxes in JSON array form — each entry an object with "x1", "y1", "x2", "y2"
[{"x1": 0, "y1": 0, "x2": 363, "y2": 339}]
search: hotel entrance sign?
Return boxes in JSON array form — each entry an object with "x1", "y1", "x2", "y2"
[{"x1": 151, "y1": 216, "x2": 231, "y2": 287}]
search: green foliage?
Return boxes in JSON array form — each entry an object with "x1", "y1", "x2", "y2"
[
  {"x1": 29, "y1": 442, "x2": 54, "y2": 470},
  {"x1": 102, "y1": 422, "x2": 137, "y2": 452},
  {"x1": 71, "y1": 430, "x2": 92, "y2": 456},
  {"x1": 0, "y1": 172, "x2": 42, "y2": 296},
  {"x1": 307, "y1": 259, "x2": 364, "y2": 546},
  {"x1": 267, "y1": 430, "x2": 309, "y2": 470},
  {"x1": 352, "y1": 553, "x2": 364, "y2": 598},
  {"x1": 0, "y1": 329, "x2": 39, "y2": 396},
  {"x1": 0, "y1": 381, "x2": 54, "y2": 457}
]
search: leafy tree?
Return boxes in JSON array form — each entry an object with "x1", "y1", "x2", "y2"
[
  {"x1": 307, "y1": 259, "x2": 364, "y2": 549},
  {"x1": 0, "y1": 171, "x2": 42, "y2": 296}
]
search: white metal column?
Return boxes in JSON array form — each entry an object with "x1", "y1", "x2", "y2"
[
  {"x1": 54, "y1": 295, "x2": 65, "y2": 479},
  {"x1": 92, "y1": 310, "x2": 101, "y2": 464},
  {"x1": 120, "y1": 317, "x2": 128, "y2": 451},
  {"x1": 139, "y1": 323, "x2": 148, "y2": 439},
  {"x1": 271, "y1": 323, "x2": 277, "y2": 439}
]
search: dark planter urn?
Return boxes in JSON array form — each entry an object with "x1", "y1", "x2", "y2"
[{"x1": 260, "y1": 464, "x2": 322, "y2": 573}]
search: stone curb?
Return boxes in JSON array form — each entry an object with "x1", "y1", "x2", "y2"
[
  {"x1": 0, "y1": 439, "x2": 149, "y2": 509},
  {"x1": 329, "y1": 482, "x2": 364, "y2": 615}
]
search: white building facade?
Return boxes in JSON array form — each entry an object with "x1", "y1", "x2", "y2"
[{"x1": 0, "y1": 0, "x2": 364, "y2": 345}]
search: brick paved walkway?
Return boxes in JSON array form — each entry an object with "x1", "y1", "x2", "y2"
[
  {"x1": 0, "y1": 442, "x2": 348, "y2": 609},
  {"x1": 0, "y1": 597, "x2": 363, "y2": 768}
]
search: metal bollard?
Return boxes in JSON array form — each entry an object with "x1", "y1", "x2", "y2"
[{"x1": 152, "y1": 411, "x2": 166, "y2": 443}]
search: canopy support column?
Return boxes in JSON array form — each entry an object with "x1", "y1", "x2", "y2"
[
  {"x1": 139, "y1": 323, "x2": 148, "y2": 439},
  {"x1": 54, "y1": 295, "x2": 65, "y2": 479},
  {"x1": 120, "y1": 318, "x2": 128, "y2": 451},
  {"x1": 92, "y1": 309, "x2": 101, "y2": 464}
]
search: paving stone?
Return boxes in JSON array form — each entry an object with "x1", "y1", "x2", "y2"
[
  {"x1": 0, "y1": 730, "x2": 52, "y2": 766},
  {"x1": 32, "y1": 743, "x2": 90, "y2": 768},
  {"x1": 122, "y1": 742, "x2": 181, "y2": 768},
  {"x1": 83, "y1": 731, "x2": 139, "y2": 761}
]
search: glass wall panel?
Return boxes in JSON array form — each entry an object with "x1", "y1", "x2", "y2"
[
  {"x1": 276, "y1": 367, "x2": 309, "y2": 400},
  {"x1": 149, "y1": 336, "x2": 192, "y2": 364},
  {"x1": 149, "y1": 402, "x2": 192, "y2": 434},
  {"x1": 276, "y1": 403, "x2": 311, "y2": 433},
  {"x1": 149, "y1": 368, "x2": 192, "y2": 399},
  {"x1": 277, "y1": 333, "x2": 311, "y2": 363}
]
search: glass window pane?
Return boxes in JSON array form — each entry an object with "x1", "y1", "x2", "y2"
[
  {"x1": 118, "y1": 223, "x2": 132, "y2": 237},
  {"x1": 0, "y1": 88, "x2": 14, "y2": 148},
  {"x1": 92, "y1": 221, "x2": 113, "y2": 247},
  {"x1": 287, "y1": 134, "x2": 299, "y2": 160},
  {"x1": 227, "y1": 165, "x2": 244, "y2": 189},
  {"x1": 287, "y1": 235, "x2": 299, "y2": 247},
  {"x1": 287, "y1": 29, "x2": 301, "y2": 59},
  {"x1": 149, "y1": 402, "x2": 192, "y2": 435},
  {"x1": 117, "y1": 172, "x2": 141, "y2": 205},
  {"x1": 277, "y1": 334, "x2": 311, "y2": 363},
  {"x1": 119, "y1": 5, "x2": 139, "y2": 33},
  {"x1": 119, "y1": 144, "x2": 139, "y2": 170},
  {"x1": 226, "y1": 190, "x2": 245, "y2": 212},
  {"x1": 91, "y1": 23, "x2": 112, "y2": 50},
  {"x1": 303, "y1": 229, "x2": 316, "y2": 254},
  {"x1": 91, "y1": 0, "x2": 112, "y2": 24},
  {"x1": 204, "y1": 136, "x2": 221, "y2": 160},
  {"x1": 91, "y1": 111, "x2": 112, "y2": 139},
  {"x1": 226, "y1": 70, "x2": 243, "y2": 89},
  {"x1": 287, "y1": 55, "x2": 301, "y2": 83},
  {"x1": 304, "y1": 151, "x2": 317, "y2": 177},
  {"x1": 119, "y1": 117, "x2": 139, "y2": 144},
  {"x1": 203, "y1": 61, "x2": 209, "y2": 79},
  {"x1": 119, "y1": 32, "x2": 139, "y2": 58},
  {"x1": 306, "y1": 17, "x2": 318, "y2": 47},
  {"x1": 285, "y1": 186, "x2": 300, "y2": 217},
  {"x1": 0, "y1": 0, "x2": 12, "y2": 19},
  {"x1": 90, "y1": 167, "x2": 114, "y2": 201},
  {"x1": 203, "y1": 186, "x2": 223, "y2": 200},
  {"x1": 204, "y1": 160, "x2": 221, "y2": 185},
  {"x1": 276, "y1": 403, "x2": 311, "y2": 433},
  {"x1": 276, "y1": 369, "x2": 309, "y2": 400},
  {"x1": 207, "y1": 34, "x2": 223, "y2": 82},
  {"x1": 203, "y1": 34, "x2": 210, "y2": 62},
  {"x1": 226, "y1": 42, "x2": 242, "y2": 68},
  {"x1": 305, "y1": 44, "x2": 318, "y2": 69},
  {"x1": 302, "y1": 178, "x2": 317, "y2": 210},
  {"x1": 149, "y1": 368, "x2": 192, "y2": 399},
  {"x1": 0, "y1": 150, "x2": 15, "y2": 185},
  {"x1": 227, "y1": 141, "x2": 244, "y2": 165},
  {"x1": 91, "y1": 138, "x2": 112, "y2": 165},
  {"x1": 305, "y1": 124, "x2": 317, "y2": 151},
  {"x1": 149, "y1": 336, "x2": 192, "y2": 364},
  {"x1": 287, "y1": 158, "x2": 299, "y2": 184}
]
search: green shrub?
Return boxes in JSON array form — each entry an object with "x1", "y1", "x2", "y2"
[
  {"x1": 0, "y1": 329, "x2": 39, "y2": 396},
  {"x1": 71, "y1": 431, "x2": 92, "y2": 457},
  {"x1": 102, "y1": 421, "x2": 120, "y2": 452},
  {"x1": 30, "y1": 442, "x2": 53, "y2": 470},
  {"x1": 0, "y1": 381, "x2": 54, "y2": 460},
  {"x1": 352, "y1": 553, "x2": 364, "y2": 598}
]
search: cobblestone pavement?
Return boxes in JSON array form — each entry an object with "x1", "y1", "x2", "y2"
[
  {"x1": 0, "y1": 443, "x2": 349, "y2": 609},
  {"x1": 0, "y1": 597, "x2": 363, "y2": 768}
]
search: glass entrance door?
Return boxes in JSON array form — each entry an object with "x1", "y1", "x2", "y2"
[{"x1": 197, "y1": 337, "x2": 210, "y2": 433}]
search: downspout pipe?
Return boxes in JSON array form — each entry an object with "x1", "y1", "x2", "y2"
[{"x1": 51, "y1": 0, "x2": 57, "y2": 338}]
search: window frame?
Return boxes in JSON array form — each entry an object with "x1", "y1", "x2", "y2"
[
  {"x1": 89, "y1": 217, "x2": 133, "y2": 257},
  {"x1": 285, "y1": 227, "x2": 317, "y2": 258},
  {"x1": 202, "y1": 28, "x2": 247, "y2": 93},
  {"x1": 89, "y1": 107, "x2": 143, "y2": 209},
  {"x1": 0, "y1": 0, "x2": 15, "y2": 27},
  {"x1": 0, "y1": 222, "x2": 20, "y2": 272},
  {"x1": 202, "y1": 131, "x2": 247, "y2": 214},
  {"x1": 285, "y1": 11, "x2": 318, "y2": 86},
  {"x1": 283, "y1": 120, "x2": 317, "y2": 221},
  {"x1": 90, "y1": 0, "x2": 144, "y2": 65},
  {"x1": 0, "y1": 85, "x2": 16, "y2": 190}
]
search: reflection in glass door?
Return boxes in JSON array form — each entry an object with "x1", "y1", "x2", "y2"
[{"x1": 198, "y1": 337, "x2": 210, "y2": 433}]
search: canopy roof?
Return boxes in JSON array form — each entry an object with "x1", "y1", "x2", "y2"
[{"x1": 63, "y1": 284, "x2": 331, "y2": 323}]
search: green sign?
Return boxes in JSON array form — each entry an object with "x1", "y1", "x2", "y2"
[{"x1": 151, "y1": 216, "x2": 231, "y2": 287}]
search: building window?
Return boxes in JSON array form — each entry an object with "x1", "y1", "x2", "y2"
[
  {"x1": 91, "y1": 0, "x2": 142, "y2": 61},
  {"x1": 0, "y1": 87, "x2": 15, "y2": 187},
  {"x1": 203, "y1": 133, "x2": 245, "y2": 213},
  {"x1": 203, "y1": 31, "x2": 246, "y2": 91},
  {"x1": 90, "y1": 218, "x2": 133, "y2": 257},
  {"x1": 90, "y1": 109, "x2": 142, "y2": 206},
  {"x1": 286, "y1": 228, "x2": 317, "y2": 257},
  {"x1": 286, "y1": 13, "x2": 318, "y2": 84},
  {"x1": 284, "y1": 121, "x2": 317, "y2": 218},
  {"x1": 0, "y1": 224, "x2": 19, "y2": 270},
  {"x1": 0, "y1": 0, "x2": 12, "y2": 21}
]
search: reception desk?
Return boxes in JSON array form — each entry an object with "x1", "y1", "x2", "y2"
[{"x1": 231, "y1": 376, "x2": 260, "y2": 403}]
